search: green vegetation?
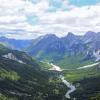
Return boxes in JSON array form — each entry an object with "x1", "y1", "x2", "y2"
[
  {"x1": 38, "y1": 62, "x2": 52, "y2": 70},
  {"x1": 39, "y1": 54, "x2": 94, "y2": 69},
  {"x1": 0, "y1": 44, "x2": 66, "y2": 100},
  {"x1": 90, "y1": 93, "x2": 100, "y2": 100},
  {"x1": 0, "y1": 44, "x2": 100, "y2": 100},
  {"x1": 0, "y1": 94, "x2": 17, "y2": 100},
  {"x1": 72, "y1": 76, "x2": 100, "y2": 100},
  {"x1": 0, "y1": 68, "x2": 20, "y2": 81},
  {"x1": 63, "y1": 63, "x2": 100, "y2": 82},
  {"x1": 62, "y1": 63, "x2": 100, "y2": 100},
  {"x1": 0, "y1": 58, "x2": 66, "y2": 100},
  {"x1": 55, "y1": 54, "x2": 93, "y2": 69}
]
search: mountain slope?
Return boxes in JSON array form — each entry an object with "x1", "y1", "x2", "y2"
[
  {"x1": 0, "y1": 44, "x2": 66, "y2": 100},
  {"x1": 27, "y1": 34, "x2": 66, "y2": 62},
  {"x1": 27, "y1": 32, "x2": 100, "y2": 69}
]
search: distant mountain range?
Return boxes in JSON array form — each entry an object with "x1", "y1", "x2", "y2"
[
  {"x1": 0, "y1": 36, "x2": 32, "y2": 50},
  {"x1": 0, "y1": 31, "x2": 100, "y2": 69},
  {"x1": 26, "y1": 31, "x2": 100, "y2": 69}
]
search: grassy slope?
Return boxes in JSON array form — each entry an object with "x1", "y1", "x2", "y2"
[
  {"x1": 56, "y1": 55, "x2": 93, "y2": 69},
  {"x1": 63, "y1": 63, "x2": 100, "y2": 82}
]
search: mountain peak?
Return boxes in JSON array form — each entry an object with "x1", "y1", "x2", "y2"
[
  {"x1": 43, "y1": 34, "x2": 58, "y2": 40},
  {"x1": 64, "y1": 32, "x2": 77, "y2": 40},
  {"x1": 67, "y1": 32, "x2": 74, "y2": 36},
  {"x1": 44, "y1": 34, "x2": 57, "y2": 38}
]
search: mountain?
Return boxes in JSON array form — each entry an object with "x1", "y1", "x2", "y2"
[
  {"x1": 0, "y1": 32, "x2": 100, "y2": 69},
  {"x1": 0, "y1": 36, "x2": 32, "y2": 50},
  {"x1": 27, "y1": 32, "x2": 100, "y2": 69},
  {"x1": 27, "y1": 34, "x2": 65, "y2": 62},
  {"x1": 0, "y1": 44, "x2": 66, "y2": 100}
]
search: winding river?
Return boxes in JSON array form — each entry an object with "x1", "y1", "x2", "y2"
[
  {"x1": 49, "y1": 63, "x2": 76, "y2": 99},
  {"x1": 60, "y1": 75, "x2": 76, "y2": 99}
]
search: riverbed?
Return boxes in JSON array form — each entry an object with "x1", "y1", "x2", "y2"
[{"x1": 49, "y1": 63, "x2": 76, "y2": 99}]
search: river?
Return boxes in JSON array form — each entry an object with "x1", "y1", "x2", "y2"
[
  {"x1": 49, "y1": 63, "x2": 76, "y2": 99},
  {"x1": 60, "y1": 75, "x2": 76, "y2": 99}
]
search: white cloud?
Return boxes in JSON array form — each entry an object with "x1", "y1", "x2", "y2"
[
  {"x1": 0, "y1": 0, "x2": 100, "y2": 39},
  {"x1": 37, "y1": 4, "x2": 100, "y2": 36}
]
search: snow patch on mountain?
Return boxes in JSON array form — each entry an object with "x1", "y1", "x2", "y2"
[
  {"x1": 93, "y1": 50, "x2": 100, "y2": 61},
  {"x1": 2, "y1": 53, "x2": 25, "y2": 64}
]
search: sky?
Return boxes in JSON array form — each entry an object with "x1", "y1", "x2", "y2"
[{"x1": 0, "y1": 0, "x2": 100, "y2": 39}]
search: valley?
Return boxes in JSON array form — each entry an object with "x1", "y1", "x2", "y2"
[{"x1": 0, "y1": 31, "x2": 100, "y2": 100}]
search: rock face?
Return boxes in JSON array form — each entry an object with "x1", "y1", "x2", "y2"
[
  {"x1": 2, "y1": 53, "x2": 25, "y2": 64},
  {"x1": 93, "y1": 50, "x2": 100, "y2": 61}
]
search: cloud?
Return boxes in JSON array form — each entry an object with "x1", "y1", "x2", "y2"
[
  {"x1": 37, "y1": 3, "x2": 100, "y2": 36},
  {"x1": 0, "y1": 0, "x2": 100, "y2": 39}
]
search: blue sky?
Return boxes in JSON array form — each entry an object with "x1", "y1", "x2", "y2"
[
  {"x1": 70, "y1": 0, "x2": 100, "y2": 6},
  {"x1": 40, "y1": 0, "x2": 100, "y2": 12},
  {"x1": 0, "y1": 0, "x2": 100, "y2": 39}
]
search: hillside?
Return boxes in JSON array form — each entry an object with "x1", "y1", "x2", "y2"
[
  {"x1": 63, "y1": 63, "x2": 100, "y2": 100},
  {"x1": 0, "y1": 44, "x2": 67, "y2": 100}
]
